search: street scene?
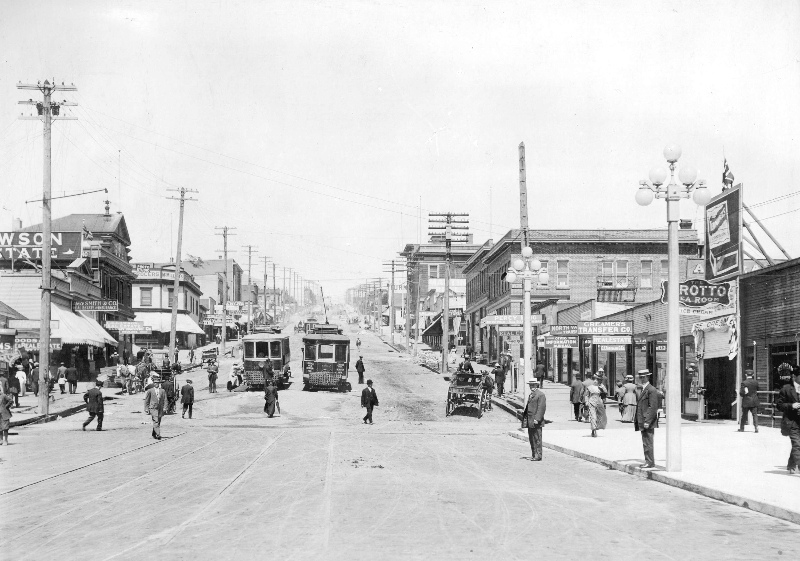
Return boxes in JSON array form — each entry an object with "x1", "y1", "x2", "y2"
[{"x1": 1, "y1": 1, "x2": 800, "y2": 560}]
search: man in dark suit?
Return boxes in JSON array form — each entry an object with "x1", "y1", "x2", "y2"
[
  {"x1": 361, "y1": 379, "x2": 378, "y2": 424},
  {"x1": 522, "y1": 379, "x2": 547, "y2": 461},
  {"x1": 635, "y1": 369, "x2": 659, "y2": 468},
  {"x1": 355, "y1": 356, "x2": 365, "y2": 385},
  {"x1": 569, "y1": 374, "x2": 584, "y2": 421},
  {"x1": 776, "y1": 366, "x2": 800, "y2": 474},
  {"x1": 66, "y1": 364, "x2": 79, "y2": 394},
  {"x1": 181, "y1": 379, "x2": 195, "y2": 419},
  {"x1": 738, "y1": 369, "x2": 760, "y2": 433},
  {"x1": 82, "y1": 380, "x2": 105, "y2": 431}
]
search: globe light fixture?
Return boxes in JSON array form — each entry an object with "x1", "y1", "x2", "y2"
[{"x1": 634, "y1": 145, "x2": 709, "y2": 474}]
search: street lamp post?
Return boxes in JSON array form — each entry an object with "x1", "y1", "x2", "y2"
[
  {"x1": 636, "y1": 144, "x2": 710, "y2": 473},
  {"x1": 505, "y1": 246, "x2": 549, "y2": 404}
]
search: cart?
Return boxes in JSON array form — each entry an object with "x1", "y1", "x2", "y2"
[
  {"x1": 445, "y1": 371, "x2": 486, "y2": 418},
  {"x1": 201, "y1": 348, "x2": 219, "y2": 366}
]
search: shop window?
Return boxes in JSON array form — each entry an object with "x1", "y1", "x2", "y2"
[
  {"x1": 641, "y1": 260, "x2": 653, "y2": 288},
  {"x1": 557, "y1": 260, "x2": 569, "y2": 287},
  {"x1": 141, "y1": 288, "x2": 152, "y2": 307}
]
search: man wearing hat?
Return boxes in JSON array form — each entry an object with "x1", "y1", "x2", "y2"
[
  {"x1": 82, "y1": 380, "x2": 105, "y2": 431},
  {"x1": 569, "y1": 373, "x2": 584, "y2": 421},
  {"x1": 492, "y1": 362, "x2": 505, "y2": 398},
  {"x1": 355, "y1": 355, "x2": 366, "y2": 385},
  {"x1": 738, "y1": 369, "x2": 760, "y2": 433},
  {"x1": 522, "y1": 379, "x2": 547, "y2": 461},
  {"x1": 361, "y1": 379, "x2": 378, "y2": 424},
  {"x1": 181, "y1": 379, "x2": 195, "y2": 419},
  {"x1": 775, "y1": 365, "x2": 800, "y2": 474},
  {"x1": 634, "y1": 369, "x2": 659, "y2": 468},
  {"x1": 144, "y1": 374, "x2": 166, "y2": 440}
]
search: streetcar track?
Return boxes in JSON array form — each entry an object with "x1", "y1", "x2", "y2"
[
  {"x1": 0, "y1": 432, "x2": 187, "y2": 496},
  {"x1": 101, "y1": 430, "x2": 286, "y2": 561}
]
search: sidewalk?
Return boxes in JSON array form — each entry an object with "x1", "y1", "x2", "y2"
[
  {"x1": 9, "y1": 383, "x2": 100, "y2": 427},
  {"x1": 495, "y1": 383, "x2": 800, "y2": 525}
]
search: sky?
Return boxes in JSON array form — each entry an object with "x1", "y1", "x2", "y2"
[{"x1": 1, "y1": 0, "x2": 799, "y2": 300}]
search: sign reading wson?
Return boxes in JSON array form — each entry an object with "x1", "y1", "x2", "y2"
[
  {"x1": 0, "y1": 232, "x2": 82, "y2": 261},
  {"x1": 577, "y1": 321, "x2": 633, "y2": 335}
]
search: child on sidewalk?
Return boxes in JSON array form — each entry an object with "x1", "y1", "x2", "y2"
[{"x1": 57, "y1": 371, "x2": 67, "y2": 394}]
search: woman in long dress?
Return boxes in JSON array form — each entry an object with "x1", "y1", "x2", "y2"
[
  {"x1": 264, "y1": 380, "x2": 278, "y2": 417},
  {"x1": 585, "y1": 375, "x2": 608, "y2": 437},
  {"x1": 621, "y1": 375, "x2": 638, "y2": 423}
]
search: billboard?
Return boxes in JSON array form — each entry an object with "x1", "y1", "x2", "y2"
[
  {"x1": 705, "y1": 185, "x2": 742, "y2": 281},
  {"x1": 0, "y1": 232, "x2": 82, "y2": 262}
]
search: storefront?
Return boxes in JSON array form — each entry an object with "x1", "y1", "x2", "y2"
[
  {"x1": 133, "y1": 311, "x2": 205, "y2": 349},
  {"x1": 692, "y1": 314, "x2": 738, "y2": 419}
]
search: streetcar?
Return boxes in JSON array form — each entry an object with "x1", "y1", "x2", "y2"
[
  {"x1": 242, "y1": 332, "x2": 291, "y2": 389},
  {"x1": 301, "y1": 333, "x2": 351, "y2": 392},
  {"x1": 303, "y1": 317, "x2": 320, "y2": 334}
]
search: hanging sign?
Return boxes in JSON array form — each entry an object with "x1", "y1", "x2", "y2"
[
  {"x1": 544, "y1": 335, "x2": 579, "y2": 348},
  {"x1": 74, "y1": 299, "x2": 118, "y2": 312},
  {"x1": 591, "y1": 335, "x2": 633, "y2": 345},
  {"x1": 550, "y1": 325, "x2": 578, "y2": 336},
  {"x1": 13, "y1": 337, "x2": 62, "y2": 351},
  {"x1": 577, "y1": 321, "x2": 633, "y2": 335},
  {"x1": 660, "y1": 279, "x2": 736, "y2": 316},
  {"x1": 0, "y1": 231, "x2": 82, "y2": 261},
  {"x1": 599, "y1": 345, "x2": 626, "y2": 352},
  {"x1": 705, "y1": 185, "x2": 742, "y2": 281}
]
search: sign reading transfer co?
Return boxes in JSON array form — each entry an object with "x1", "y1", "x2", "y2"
[
  {"x1": 577, "y1": 321, "x2": 633, "y2": 335},
  {"x1": 0, "y1": 231, "x2": 82, "y2": 261}
]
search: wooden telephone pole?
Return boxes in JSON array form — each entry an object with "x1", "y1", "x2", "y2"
[
  {"x1": 214, "y1": 226, "x2": 236, "y2": 356},
  {"x1": 17, "y1": 79, "x2": 77, "y2": 416},
  {"x1": 242, "y1": 245, "x2": 258, "y2": 333},
  {"x1": 383, "y1": 259, "x2": 407, "y2": 346},
  {"x1": 166, "y1": 188, "x2": 197, "y2": 367}
]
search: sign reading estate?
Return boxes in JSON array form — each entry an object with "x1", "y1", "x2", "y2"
[{"x1": 0, "y1": 232, "x2": 82, "y2": 261}]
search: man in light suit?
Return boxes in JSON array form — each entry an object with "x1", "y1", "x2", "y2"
[
  {"x1": 361, "y1": 379, "x2": 378, "y2": 424},
  {"x1": 522, "y1": 379, "x2": 547, "y2": 461},
  {"x1": 738, "y1": 369, "x2": 760, "y2": 433},
  {"x1": 634, "y1": 369, "x2": 659, "y2": 468},
  {"x1": 144, "y1": 375, "x2": 166, "y2": 440}
]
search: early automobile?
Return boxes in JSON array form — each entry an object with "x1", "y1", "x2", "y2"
[{"x1": 445, "y1": 370, "x2": 486, "y2": 418}]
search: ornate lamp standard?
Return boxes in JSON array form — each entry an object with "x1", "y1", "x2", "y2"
[
  {"x1": 505, "y1": 246, "x2": 549, "y2": 403},
  {"x1": 635, "y1": 144, "x2": 711, "y2": 472}
]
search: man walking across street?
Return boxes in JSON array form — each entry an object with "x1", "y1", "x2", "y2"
[
  {"x1": 207, "y1": 360, "x2": 219, "y2": 393},
  {"x1": 144, "y1": 375, "x2": 166, "y2": 440},
  {"x1": 738, "y1": 369, "x2": 760, "y2": 433},
  {"x1": 355, "y1": 356, "x2": 365, "y2": 385},
  {"x1": 492, "y1": 363, "x2": 505, "y2": 398},
  {"x1": 82, "y1": 380, "x2": 105, "y2": 431},
  {"x1": 522, "y1": 379, "x2": 546, "y2": 461},
  {"x1": 66, "y1": 363, "x2": 78, "y2": 394},
  {"x1": 181, "y1": 379, "x2": 195, "y2": 419},
  {"x1": 361, "y1": 379, "x2": 378, "y2": 424},
  {"x1": 776, "y1": 365, "x2": 800, "y2": 474},
  {"x1": 635, "y1": 369, "x2": 659, "y2": 468},
  {"x1": 570, "y1": 373, "x2": 584, "y2": 421}
]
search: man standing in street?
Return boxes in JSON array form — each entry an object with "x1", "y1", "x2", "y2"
[
  {"x1": 635, "y1": 369, "x2": 659, "y2": 468},
  {"x1": 181, "y1": 379, "x2": 194, "y2": 419},
  {"x1": 262, "y1": 358, "x2": 274, "y2": 385},
  {"x1": 492, "y1": 363, "x2": 505, "y2": 398},
  {"x1": 82, "y1": 380, "x2": 104, "y2": 431},
  {"x1": 738, "y1": 369, "x2": 760, "y2": 433},
  {"x1": 66, "y1": 363, "x2": 78, "y2": 394},
  {"x1": 361, "y1": 379, "x2": 378, "y2": 424},
  {"x1": 207, "y1": 359, "x2": 219, "y2": 393},
  {"x1": 522, "y1": 379, "x2": 546, "y2": 461},
  {"x1": 535, "y1": 361, "x2": 546, "y2": 386},
  {"x1": 15, "y1": 364, "x2": 27, "y2": 397},
  {"x1": 144, "y1": 375, "x2": 166, "y2": 440},
  {"x1": 776, "y1": 365, "x2": 800, "y2": 474},
  {"x1": 570, "y1": 373, "x2": 584, "y2": 421},
  {"x1": 355, "y1": 355, "x2": 365, "y2": 385}
]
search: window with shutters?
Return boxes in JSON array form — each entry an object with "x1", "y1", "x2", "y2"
[
  {"x1": 641, "y1": 260, "x2": 653, "y2": 288},
  {"x1": 557, "y1": 261, "x2": 569, "y2": 288},
  {"x1": 140, "y1": 288, "x2": 152, "y2": 307}
]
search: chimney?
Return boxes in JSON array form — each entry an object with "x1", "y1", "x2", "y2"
[
  {"x1": 679, "y1": 219, "x2": 693, "y2": 230},
  {"x1": 12, "y1": 218, "x2": 22, "y2": 232}
]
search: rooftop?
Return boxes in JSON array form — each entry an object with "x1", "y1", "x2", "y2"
[{"x1": 21, "y1": 213, "x2": 131, "y2": 245}]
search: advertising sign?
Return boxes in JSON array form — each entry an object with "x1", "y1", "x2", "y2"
[
  {"x1": 105, "y1": 321, "x2": 144, "y2": 331},
  {"x1": 705, "y1": 184, "x2": 742, "y2": 281},
  {"x1": 74, "y1": 299, "x2": 119, "y2": 312},
  {"x1": 661, "y1": 279, "x2": 736, "y2": 316},
  {"x1": 591, "y1": 335, "x2": 633, "y2": 345},
  {"x1": 481, "y1": 315, "x2": 522, "y2": 327},
  {"x1": 498, "y1": 327, "x2": 523, "y2": 333},
  {"x1": 8, "y1": 320, "x2": 59, "y2": 330},
  {"x1": 0, "y1": 333, "x2": 14, "y2": 352},
  {"x1": 0, "y1": 231, "x2": 82, "y2": 261},
  {"x1": 544, "y1": 335, "x2": 579, "y2": 348},
  {"x1": 550, "y1": 325, "x2": 578, "y2": 336},
  {"x1": 13, "y1": 337, "x2": 62, "y2": 351},
  {"x1": 577, "y1": 321, "x2": 633, "y2": 335},
  {"x1": 599, "y1": 345, "x2": 626, "y2": 352}
]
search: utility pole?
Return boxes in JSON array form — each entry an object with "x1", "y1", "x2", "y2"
[
  {"x1": 258, "y1": 256, "x2": 271, "y2": 323},
  {"x1": 242, "y1": 244, "x2": 258, "y2": 333},
  {"x1": 214, "y1": 226, "x2": 236, "y2": 356},
  {"x1": 383, "y1": 259, "x2": 407, "y2": 346},
  {"x1": 18, "y1": 79, "x2": 77, "y2": 417},
  {"x1": 429, "y1": 213, "x2": 469, "y2": 373},
  {"x1": 519, "y1": 142, "x2": 529, "y2": 247},
  {"x1": 166, "y1": 187, "x2": 198, "y2": 367},
  {"x1": 272, "y1": 262, "x2": 277, "y2": 323}
]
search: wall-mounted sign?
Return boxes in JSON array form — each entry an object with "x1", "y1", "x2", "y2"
[
  {"x1": 550, "y1": 325, "x2": 578, "y2": 336},
  {"x1": 661, "y1": 279, "x2": 736, "y2": 316},
  {"x1": 592, "y1": 335, "x2": 633, "y2": 345},
  {"x1": 8, "y1": 320, "x2": 59, "y2": 330},
  {"x1": 74, "y1": 299, "x2": 118, "y2": 312},
  {"x1": 544, "y1": 335, "x2": 579, "y2": 349},
  {"x1": 577, "y1": 321, "x2": 633, "y2": 335},
  {"x1": 0, "y1": 231, "x2": 82, "y2": 261},
  {"x1": 498, "y1": 327, "x2": 523, "y2": 333},
  {"x1": 105, "y1": 321, "x2": 144, "y2": 332},
  {"x1": 705, "y1": 184, "x2": 742, "y2": 282},
  {"x1": 599, "y1": 345, "x2": 626, "y2": 352},
  {"x1": 135, "y1": 269, "x2": 187, "y2": 281},
  {"x1": 480, "y1": 314, "x2": 544, "y2": 328},
  {"x1": 13, "y1": 337, "x2": 62, "y2": 351}
]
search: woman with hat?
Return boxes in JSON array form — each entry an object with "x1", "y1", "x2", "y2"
[
  {"x1": 621, "y1": 374, "x2": 638, "y2": 423},
  {"x1": 584, "y1": 373, "x2": 608, "y2": 437}
]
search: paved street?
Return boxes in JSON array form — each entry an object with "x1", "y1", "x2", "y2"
[{"x1": 1, "y1": 326, "x2": 798, "y2": 561}]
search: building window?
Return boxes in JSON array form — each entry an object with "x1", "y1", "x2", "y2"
[
  {"x1": 557, "y1": 261, "x2": 569, "y2": 287},
  {"x1": 641, "y1": 260, "x2": 653, "y2": 288},
  {"x1": 660, "y1": 259, "x2": 669, "y2": 286},
  {"x1": 539, "y1": 261, "x2": 549, "y2": 286},
  {"x1": 429, "y1": 264, "x2": 441, "y2": 279},
  {"x1": 601, "y1": 261, "x2": 614, "y2": 286},
  {"x1": 141, "y1": 288, "x2": 152, "y2": 307},
  {"x1": 168, "y1": 288, "x2": 175, "y2": 308}
]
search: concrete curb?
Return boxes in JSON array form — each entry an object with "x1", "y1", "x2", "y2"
[
  {"x1": 491, "y1": 396, "x2": 520, "y2": 419},
  {"x1": 10, "y1": 402, "x2": 89, "y2": 427},
  {"x1": 508, "y1": 429, "x2": 800, "y2": 526}
]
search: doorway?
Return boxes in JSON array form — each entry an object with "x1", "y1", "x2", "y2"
[{"x1": 704, "y1": 356, "x2": 737, "y2": 419}]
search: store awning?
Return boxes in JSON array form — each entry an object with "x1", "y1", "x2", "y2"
[
  {"x1": 52, "y1": 305, "x2": 117, "y2": 347},
  {"x1": 134, "y1": 312, "x2": 205, "y2": 335}
]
